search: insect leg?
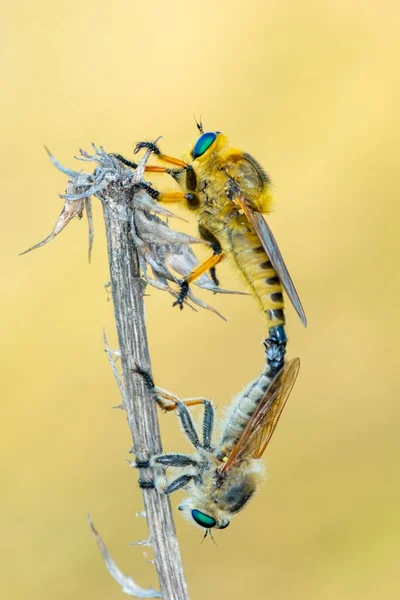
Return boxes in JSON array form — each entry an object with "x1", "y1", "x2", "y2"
[
  {"x1": 111, "y1": 153, "x2": 175, "y2": 172},
  {"x1": 138, "y1": 479, "x2": 156, "y2": 490},
  {"x1": 209, "y1": 266, "x2": 219, "y2": 286},
  {"x1": 134, "y1": 139, "x2": 200, "y2": 192},
  {"x1": 202, "y1": 400, "x2": 215, "y2": 449},
  {"x1": 153, "y1": 453, "x2": 199, "y2": 467},
  {"x1": 138, "y1": 474, "x2": 195, "y2": 495},
  {"x1": 132, "y1": 180, "x2": 198, "y2": 205},
  {"x1": 134, "y1": 140, "x2": 188, "y2": 169},
  {"x1": 132, "y1": 364, "x2": 210, "y2": 413},
  {"x1": 156, "y1": 393, "x2": 215, "y2": 450},
  {"x1": 135, "y1": 455, "x2": 196, "y2": 494},
  {"x1": 156, "y1": 390, "x2": 212, "y2": 412},
  {"x1": 176, "y1": 401, "x2": 202, "y2": 450},
  {"x1": 164, "y1": 474, "x2": 195, "y2": 494},
  {"x1": 131, "y1": 364, "x2": 177, "y2": 412},
  {"x1": 131, "y1": 364, "x2": 156, "y2": 391},
  {"x1": 152, "y1": 191, "x2": 198, "y2": 204},
  {"x1": 173, "y1": 252, "x2": 226, "y2": 309},
  {"x1": 199, "y1": 224, "x2": 223, "y2": 287}
]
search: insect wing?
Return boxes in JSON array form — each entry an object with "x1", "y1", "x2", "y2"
[
  {"x1": 220, "y1": 358, "x2": 300, "y2": 474},
  {"x1": 251, "y1": 357, "x2": 300, "y2": 458},
  {"x1": 236, "y1": 196, "x2": 307, "y2": 327}
]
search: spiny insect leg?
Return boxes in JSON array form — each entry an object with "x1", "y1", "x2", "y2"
[
  {"x1": 138, "y1": 472, "x2": 195, "y2": 495},
  {"x1": 198, "y1": 225, "x2": 223, "y2": 288},
  {"x1": 134, "y1": 457, "x2": 152, "y2": 496},
  {"x1": 155, "y1": 393, "x2": 214, "y2": 450},
  {"x1": 134, "y1": 140, "x2": 188, "y2": 169},
  {"x1": 156, "y1": 390, "x2": 210, "y2": 412},
  {"x1": 111, "y1": 153, "x2": 139, "y2": 169},
  {"x1": 132, "y1": 182, "x2": 196, "y2": 204},
  {"x1": 131, "y1": 364, "x2": 155, "y2": 391},
  {"x1": 173, "y1": 280, "x2": 189, "y2": 309},
  {"x1": 176, "y1": 401, "x2": 201, "y2": 449},
  {"x1": 135, "y1": 451, "x2": 196, "y2": 470},
  {"x1": 132, "y1": 181, "x2": 194, "y2": 205},
  {"x1": 164, "y1": 475, "x2": 195, "y2": 494},
  {"x1": 132, "y1": 364, "x2": 210, "y2": 414},
  {"x1": 134, "y1": 140, "x2": 162, "y2": 156},
  {"x1": 112, "y1": 152, "x2": 184, "y2": 180},
  {"x1": 132, "y1": 364, "x2": 176, "y2": 412},
  {"x1": 138, "y1": 479, "x2": 155, "y2": 490},
  {"x1": 209, "y1": 266, "x2": 219, "y2": 286},
  {"x1": 134, "y1": 453, "x2": 198, "y2": 469},
  {"x1": 186, "y1": 252, "x2": 225, "y2": 283},
  {"x1": 132, "y1": 180, "x2": 160, "y2": 199},
  {"x1": 173, "y1": 252, "x2": 226, "y2": 309},
  {"x1": 153, "y1": 454, "x2": 198, "y2": 468},
  {"x1": 202, "y1": 400, "x2": 215, "y2": 449}
]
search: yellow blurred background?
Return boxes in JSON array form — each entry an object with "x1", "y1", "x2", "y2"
[{"x1": 2, "y1": 1, "x2": 400, "y2": 598}]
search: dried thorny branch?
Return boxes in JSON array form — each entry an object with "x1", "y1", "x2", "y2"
[
  {"x1": 22, "y1": 143, "x2": 253, "y2": 599},
  {"x1": 89, "y1": 515, "x2": 161, "y2": 599}
]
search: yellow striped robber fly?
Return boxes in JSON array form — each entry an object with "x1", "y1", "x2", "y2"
[
  {"x1": 114, "y1": 121, "x2": 306, "y2": 366},
  {"x1": 133, "y1": 339, "x2": 300, "y2": 535}
]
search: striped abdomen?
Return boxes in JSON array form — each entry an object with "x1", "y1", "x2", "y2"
[
  {"x1": 221, "y1": 362, "x2": 274, "y2": 446},
  {"x1": 229, "y1": 227, "x2": 285, "y2": 328}
]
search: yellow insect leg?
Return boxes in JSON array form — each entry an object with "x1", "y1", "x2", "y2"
[
  {"x1": 154, "y1": 387, "x2": 209, "y2": 412},
  {"x1": 156, "y1": 153, "x2": 188, "y2": 168},
  {"x1": 157, "y1": 191, "x2": 187, "y2": 203},
  {"x1": 185, "y1": 252, "x2": 226, "y2": 284},
  {"x1": 142, "y1": 165, "x2": 173, "y2": 173}
]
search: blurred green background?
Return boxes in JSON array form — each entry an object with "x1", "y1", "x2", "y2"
[{"x1": 2, "y1": 1, "x2": 400, "y2": 598}]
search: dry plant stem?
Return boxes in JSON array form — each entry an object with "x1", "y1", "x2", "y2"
[{"x1": 101, "y1": 187, "x2": 189, "y2": 600}]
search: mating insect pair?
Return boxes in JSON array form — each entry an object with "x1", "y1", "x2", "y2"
[{"x1": 120, "y1": 123, "x2": 305, "y2": 533}]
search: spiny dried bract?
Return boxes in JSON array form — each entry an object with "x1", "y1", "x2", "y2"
[
  {"x1": 19, "y1": 146, "x2": 111, "y2": 260},
  {"x1": 21, "y1": 144, "x2": 149, "y2": 260},
  {"x1": 20, "y1": 145, "x2": 243, "y2": 317},
  {"x1": 132, "y1": 196, "x2": 247, "y2": 318},
  {"x1": 20, "y1": 178, "x2": 90, "y2": 257}
]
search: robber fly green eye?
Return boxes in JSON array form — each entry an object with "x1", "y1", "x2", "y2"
[
  {"x1": 192, "y1": 131, "x2": 217, "y2": 158},
  {"x1": 191, "y1": 509, "x2": 217, "y2": 529}
]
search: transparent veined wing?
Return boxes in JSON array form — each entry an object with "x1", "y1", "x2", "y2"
[
  {"x1": 235, "y1": 195, "x2": 307, "y2": 327},
  {"x1": 220, "y1": 358, "x2": 300, "y2": 474}
]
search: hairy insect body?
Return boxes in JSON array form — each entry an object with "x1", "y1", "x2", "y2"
[
  {"x1": 115, "y1": 128, "x2": 306, "y2": 351},
  {"x1": 221, "y1": 362, "x2": 274, "y2": 448},
  {"x1": 176, "y1": 135, "x2": 286, "y2": 330},
  {"x1": 228, "y1": 227, "x2": 285, "y2": 328},
  {"x1": 178, "y1": 366, "x2": 274, "y2": 529},
  {"x1": 179, "y1": 456, "x2": 264, "y2": 531},
  {"x1": 135, "y1": 354, "x2": 299, "y2": 531}
]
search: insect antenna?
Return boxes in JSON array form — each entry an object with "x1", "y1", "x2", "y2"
[
  {"x1": 209, "y1": 529, "x2": 217, "y2": 545},
  {"x1": 194, "y1": 115, "x2": 204, "y2": 134},
  {"x1": 200, "y1": 529, "x2": 217, "y2": 545}
]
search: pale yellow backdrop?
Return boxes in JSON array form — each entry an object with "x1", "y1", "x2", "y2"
[{"x1": 2, "y1": 1, "x2": 400, "y2": 599}]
